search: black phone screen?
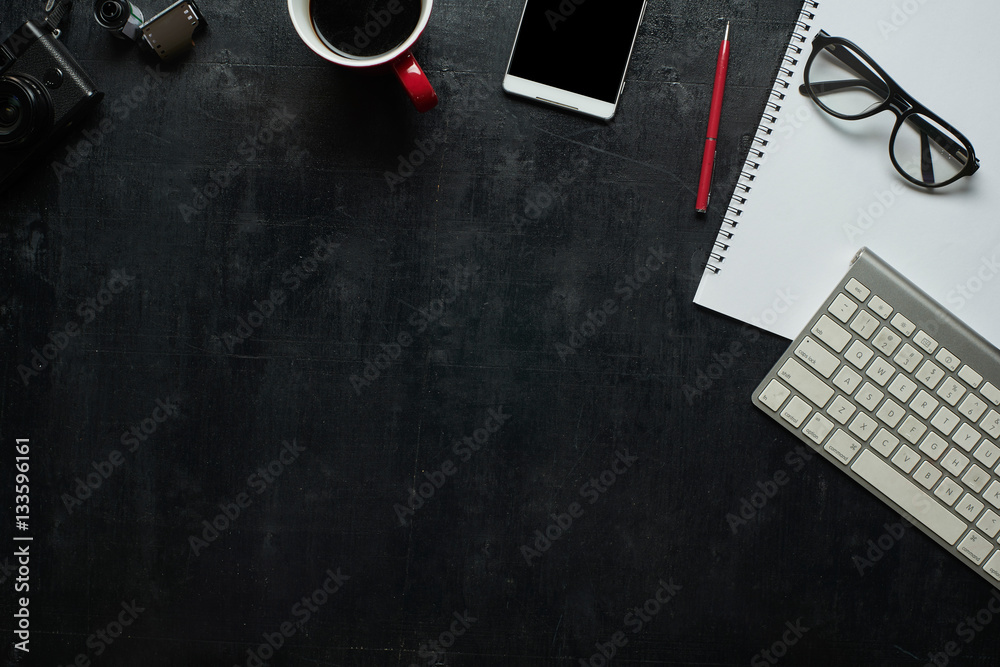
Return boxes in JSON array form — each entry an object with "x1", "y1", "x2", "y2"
[{"x1": 507, "y1": 0, "x2": 646, "y2": 103}]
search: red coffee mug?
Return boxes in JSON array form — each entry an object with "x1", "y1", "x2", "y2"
[{"x1": 288, "y1": 0, "x2": 438, "y2": 112}]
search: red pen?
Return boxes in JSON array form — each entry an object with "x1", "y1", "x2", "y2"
[{"x1": 696, "y1": 21, "x2": 731, "y2": 214}]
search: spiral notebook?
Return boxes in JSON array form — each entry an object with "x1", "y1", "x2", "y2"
[{"x1": 694, "y1": 0, "x2": 1000, "y2": 348}]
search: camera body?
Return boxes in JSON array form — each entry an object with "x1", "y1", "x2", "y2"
[{"x1": 0, "y1": 19, "x2": 103, "y2": 192}]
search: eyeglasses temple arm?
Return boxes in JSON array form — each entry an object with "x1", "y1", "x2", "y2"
[
  {"x1": 908, "y1": 115, "x2": 975, "y2": 167},
  {"x1": 798, "y1": 79, "x2": 886, "y2": 96}
]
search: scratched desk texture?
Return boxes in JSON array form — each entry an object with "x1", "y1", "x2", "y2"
[{"x1": 3, "y1": 0, "x2": 1000, "y2": 665}]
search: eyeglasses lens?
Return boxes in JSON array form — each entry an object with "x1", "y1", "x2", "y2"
[
  {"x1": 892, "y1": 113, "x2": 972, "y2": 186},
  {"x1": 807, "y1": 42, "x2": 889, "y2": 117}
]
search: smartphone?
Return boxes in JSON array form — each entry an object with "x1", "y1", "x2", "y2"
[{"x1": 503, "y1": 0, "x2": 647, "y2": 120}]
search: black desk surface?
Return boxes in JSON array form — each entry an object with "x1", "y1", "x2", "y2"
[{"x1": 4, "y1": 0, "x2": 1000, "y2": 665}]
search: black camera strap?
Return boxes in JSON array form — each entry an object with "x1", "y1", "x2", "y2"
[{"x1": 42, "y1": 0, "x2": 71, "y2": 33}]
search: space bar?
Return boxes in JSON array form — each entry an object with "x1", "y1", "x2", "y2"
[{"x1": 850, "y1": 450, "x2": 967, "y2": 545}]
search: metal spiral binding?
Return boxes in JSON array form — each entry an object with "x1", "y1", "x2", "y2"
[{"x1": 703, "y1": 0, "x2": 819, "y2": 275}]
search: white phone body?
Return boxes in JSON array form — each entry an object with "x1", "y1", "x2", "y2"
[{"x1": 503, "y1": 0, "x2": 647, "y2": 120}]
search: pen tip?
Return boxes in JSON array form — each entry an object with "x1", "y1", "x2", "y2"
[{"x1": 724, "y1": 21, "x2": 730, "y2": 41}]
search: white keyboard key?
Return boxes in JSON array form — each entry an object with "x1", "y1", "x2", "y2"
[
  {"x1": 917, "y1": 361, "x2": 945, "y2": 389},
  {"x1": 934, "y1": 477, "x2": 962, "y2": 506},
  {"x1": 959, "y1": 395, "x2": 988, "y2": 422},
  {"x1": 942, "y1": 448, "x2": 970, "y2": 476},
  {"x1": 857, "y1": 382, "x2": 884, "y2": 412},
  {"x1": 913, "y1": 461, "x2": 942, "y2": 489},
  {"x1": 958, "y1": 531, "x2": 993, "y2": 565},
  {"x1": 846, "y1": 340, "x2": 875, "y2": 370},
  {"x1": 936, "y1": 378, "x2": 966, "y2": 406},
  {"x1": 983, "y1": 383, "x2": 1000, "y2": 407},
  {"x1": 871, "y1": 428, "x2": 900, "y2": 457},
  {"x1": 849, "y1": 412, "x2": 878, "y2": 442},
  {"x1": 781, "y1": 396, "x2": 812, "y2": 428},
  {"x1": 959, "y1": 365, "x2": 984, "y2": 388},
  {"x1": 850, "y1": 310, "x2": 879, "y2": 339},
  {"x1": 833, "y1": 366, "x2": 862, "y2": 395},
  {"x1": 875, "y1": 399, "x2": 905, "y2": 428},
  {"x1": 828, "y1": 293, "x2": 858, "y2": 323},
  {"x1": 952, "y1": 423, "x2": 982, "y2": 452},
  {"x1": 891, "y1": 445, "x2": 919, "y2": 473},
  {"x1": 758, "y1": 379, "x2": 791, "y2": 412},
  {"x1": 812, "y1": 315, "x2": 852, "y2": 354},
  {"x1": 919, "y1": 432, "x2": 947, "y2": 461},
  {"x1": 869, "y1": 295, "x2": 892, "y2": 319},
  {"x1": 973, "y1": 441, "x2": 1000, "y2": 468},
  {"x1": 909, "y1": 390, "x2": 939, "y2": 420},
  {"x1": 888, "y1": 373, "x2": 918, "y2": 403},
  {"x1": 824, "y1": 429, "x2": 862, "y2": 464},
  {"x1": 982, "y1": 410, "x2": 1000, "y2": 440},
  {"x1": 962, "y1": 464, "x2": 990, "y2": 494},
  {"x1": 984, "y1": 552, "x2": 1000, "y2": 581},
  {"x1": 899, "y1": 415, "x2": 927, "y2": 444},
  {"x1": 846, "y1": 278, "x2": 870, "y2": 301},
  {"x1": 866, "y1": 356, "x2": 895, "y2": 386},
  {"x1": 827, "y1": 395, "x2": 857, "y2": 425},
  {"x1": 936, "y1": 348, "x2": 961, "y2": 372},
  {"x1": 802, "y1": 412, "x2": 834, "y2": 445},
  {"x1": 914, "y1": 330, "x2": 939, "y2": 354},
  {"x1": 978, "y1": 509, "x2": 1000, "y2": 538},
  {"x1": 894, "y1": 343, "x2": 923, "y2": 372},
  {"x1": 777, "y1": 359, "x2": 834, "y2": 408},
  {"x1": 984, "y1": 481, "x2": 1000, "y2": 509},
  {"x1": 930, "y1": 407, "x2": 959, "y2": 436},
  {"x1": 872, "y1": 327, "x2": 902, "y2": 357},
  {"x1": 957, "y1": 494, "x2": 985, "y2": 521},
  {"x1": 851, "y1": 450, "x2": 967, "y2": 545},
  {"x1": 891, "y1": 312, "x2": 916, "y2": 337},
  {"x1": 794, "y1": 336, "x2": 841, "y2": 378}
]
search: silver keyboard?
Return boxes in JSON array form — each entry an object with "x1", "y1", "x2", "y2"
[{"x1": 753, "y1": 248, "x2": 1000, "y2": 589}]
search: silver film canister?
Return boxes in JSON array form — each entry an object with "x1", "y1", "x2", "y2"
[{"x1": 94, "y1": 0, "x2": 145, "y2": 41}]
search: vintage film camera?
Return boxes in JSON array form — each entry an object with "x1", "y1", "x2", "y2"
[
  {"x1": 94, "y1": 0, "x2": 206, "y2": 60},
  {"x1": 0, "y1": 1, "x2": 103, "y2": 192}
]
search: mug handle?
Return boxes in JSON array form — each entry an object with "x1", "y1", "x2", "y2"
[{"x1": 391, "y1": 51, "x2": 438, "y2": 113}]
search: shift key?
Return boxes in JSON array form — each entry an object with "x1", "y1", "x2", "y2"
[{"x1": 778, "y1": 359, "x2": 835, "y2": 408}]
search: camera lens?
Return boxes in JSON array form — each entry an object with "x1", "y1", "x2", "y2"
[
  {"x1": 0, "y1": 77, "x2": 52, "y2": 148},
  {"x1": 100, "y1": 1, "x2": 123, "y2": 22},
  {"x1": 0, "y1": 98, "x2": 21, "y2": 129}
]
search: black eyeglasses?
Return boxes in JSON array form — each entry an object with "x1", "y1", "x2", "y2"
[{"x1": 799, "y1": 31, "x2": 979, "y2": 188}]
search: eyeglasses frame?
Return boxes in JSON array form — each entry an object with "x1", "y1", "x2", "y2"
[{"x1": 800, "y1": 30, "x2": 980, "y2": 188}]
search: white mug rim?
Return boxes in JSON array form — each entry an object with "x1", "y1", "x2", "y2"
[{"x1": 287, "y1": 0, "x2": 433, "y2": 68}]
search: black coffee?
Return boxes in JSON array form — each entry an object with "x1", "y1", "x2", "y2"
[{"x1": 310, "y1": 0, "x2": 422, "y2": 58}]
